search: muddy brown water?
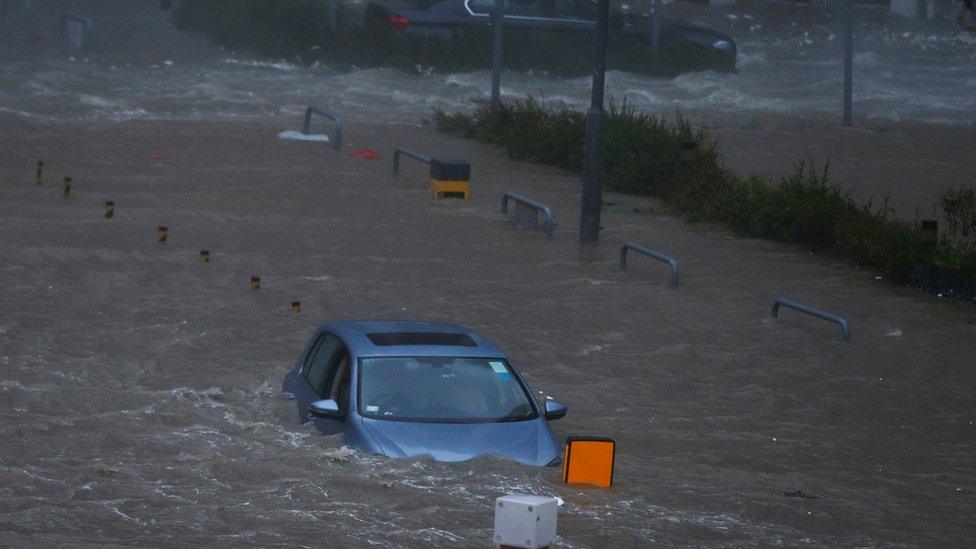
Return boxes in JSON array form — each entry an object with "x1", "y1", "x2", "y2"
[
  {"x1": 1, "y1": 117, "x2": 974, "y2": 546},
  {"x1": 2, "y1": 1, "x2": 976, "y2": 546}
]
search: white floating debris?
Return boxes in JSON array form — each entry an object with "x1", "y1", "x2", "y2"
[
  {"x1": 885, "y1": 328, "x2": 903, "y2": 337},
  {"x1": 494, "y1": 494, "x2": 558, "y2": 549},
  {"x1": 277, "y1": 130, "x2": 330, "y2": 142},
  {"x1": 163, "y1": 60, "x2": 174, "y2": 66}
]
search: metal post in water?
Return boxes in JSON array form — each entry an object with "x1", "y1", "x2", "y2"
[
  {"x1": 491, "y1": 0, "x2": 504, "y2": 109},
  {"x1": 843, "y1": 0, "x2": 853, "y2": 127},
  {"x1": 579, "y1": 0, "x2": 610, "y2": 243},
  {"x1": 650, "y1": 0, "x2": 661, "y2": 69}
]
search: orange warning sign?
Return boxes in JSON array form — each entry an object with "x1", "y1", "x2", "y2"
[{"x1": 562, "y1": 437, "x2": 615, "y2": 489}]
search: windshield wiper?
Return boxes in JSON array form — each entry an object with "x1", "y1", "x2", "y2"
[{"x1": 496, "y1": 409, "x2": 532, "y2": 422}]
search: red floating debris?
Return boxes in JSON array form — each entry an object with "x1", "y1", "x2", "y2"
[
  {"x1": 351, "y1": 149, "x2": 380, "y2": 160},
  {"x1": 149, "y1": 152, "x2": 166, "y2": 161}
]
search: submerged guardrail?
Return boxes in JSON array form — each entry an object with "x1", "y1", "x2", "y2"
[
  {"x1": 500, "y1": 192, "x2": 553, "y2": 239},
  {"x1": 771, "y1": 298, "x2": 851, "y2": 343},
  {"x1": 619, "y1": 241, "x2": 679, "y2": 287},
  {"x1": 302, "y1": 106, "x2": 342, "y2": 151},
  {"x1": 392, "y1": 148, "x2": 431, "y2": 176}
]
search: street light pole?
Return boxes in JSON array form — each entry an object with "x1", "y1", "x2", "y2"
[
  {"x1": 579, "y1": 0, "x2": 610, "y2": 243},
  {"x1": 491, "y1": 0, "x2": 504, "y2": 109},
  {"x1": 843, "y1": 0, "x2": 853, "y2": 127}
]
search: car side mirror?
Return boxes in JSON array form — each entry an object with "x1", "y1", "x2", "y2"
[
  {"x1": 544, "y1": 400, "x2": 567, "y2": 420},
  {"x1": 308, "y1": 399, "x2": 340, "y2": 419}
]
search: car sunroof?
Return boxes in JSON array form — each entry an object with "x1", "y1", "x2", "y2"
[{"x1": 366, "y1": 332, "x2": 477, "y2": 347}]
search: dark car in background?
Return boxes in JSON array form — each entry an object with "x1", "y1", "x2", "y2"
[{"x1": 363, "y1": 0, "x2": 736, "y2": 74}]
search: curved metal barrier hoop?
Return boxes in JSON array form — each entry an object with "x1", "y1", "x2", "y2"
[
  {"x1": 302, "y1": 106, "x2": 342, "y2": 151},
  {"x1": 500, "y1": 192, "x2": 553, "y2": 239},
  {"x1": 771, "y1": 298, "x2": 851, "y2": 343},
  {"x1": 392, "y1": 148, "x2": 431, "y2": 176},
  {"x1": 619, "y1": 241, "x2": 679, "y2": 287}
]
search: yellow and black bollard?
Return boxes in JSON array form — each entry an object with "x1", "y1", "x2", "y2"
[
  {"x1": 156, "y1": 226, "x2": 168, "y2": 244},
  {"x1": 36, "y1": 161, "x2": 43, "y2": 186},
  {"x1": 63, "y1": 177, "x2": 72, "y2": 196},
  {"x1": 428, "y1": 158, "x2": 471, "y2": 200},
  {"x1": 291, "y1": 301, "x2": 302, "y2": 313},
  {"x1": 104, "y1": 201, "x2": 115, "y2": 219},
  {"x1": 199, "y1": 250, "x2": 210, "y2": 263},
  {"x1": 250, "y1": 276, "x2": 261, "y2": 290}
]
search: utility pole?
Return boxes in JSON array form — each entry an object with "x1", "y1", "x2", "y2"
[
  {"x1": 491, "y1": 0, "x2": 504, "y2": 109},
  {"x1": 843, "y1": 0, "x2": 853, "y2": 127},
  {"x1": 579, "y1": 0, "x2": 610, "y2": 243}
]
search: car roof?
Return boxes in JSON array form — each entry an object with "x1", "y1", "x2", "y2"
[{"x1": 319, "y1": 320, "x2": 506, "y2": 359}]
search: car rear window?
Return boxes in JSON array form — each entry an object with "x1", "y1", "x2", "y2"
[{"x1": 366, "y1": 332, "x2": 477, "y2": 347}]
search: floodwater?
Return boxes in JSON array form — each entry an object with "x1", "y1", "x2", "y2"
[
  {"x1": 1, "y1": 1, "x2": 975, "y2": 547},
  {"x1": 1, "y1": 0, "x2": 975, "y2": 125}
]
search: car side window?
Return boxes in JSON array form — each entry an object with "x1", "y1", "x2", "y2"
[
  {"x1": 469, "y1": 0, "x2": 549, "y2": 18},
  {"x1": 304, "y1": 333, "x2": 341, "y2": 396}
]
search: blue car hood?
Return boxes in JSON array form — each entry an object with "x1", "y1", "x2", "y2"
[{"x1": 360, "y1": 417, "x2": 559, "y2": 466}]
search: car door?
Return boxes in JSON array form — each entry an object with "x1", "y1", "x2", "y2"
[
  {"x1": 293, "y1": 332, "x2": 343, "y2": 423},
  {"x1": 311, "y1": 343, "x2": 352, "y2": 436}
]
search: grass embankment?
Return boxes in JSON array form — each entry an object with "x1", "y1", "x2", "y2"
[
  {"x1": 434, "y1": 100, "x2": 976, "y2": 290},
  {"x1": 172, "y1": 0, "x2": 727, "y2": 76}
]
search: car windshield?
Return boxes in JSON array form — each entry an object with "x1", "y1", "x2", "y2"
[{"x1": 359, "y1": 357, "x2": 537, "y2": 422}]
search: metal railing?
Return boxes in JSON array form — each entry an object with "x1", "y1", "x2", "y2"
[
  {"x1": 301, "y1": 106, "x2": 342, "y2": 151},
  {"x1": 619, "y1": 241, "x2": 679, "y2": 287},
  {"x1": 771, "y1": 298, "x2": 851, "y2": 343},
  {"x1": 392, "y1": 148, "x2": 431, "y2": 176},
  {"x1": 500, "y1": 192, "x2": 553, "y2": 239}
]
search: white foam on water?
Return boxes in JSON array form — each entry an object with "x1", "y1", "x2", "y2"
[{"x1": 278, "y1": 130, "x2": 330, "y2": 142}]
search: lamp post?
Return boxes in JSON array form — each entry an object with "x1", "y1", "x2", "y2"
[
  {"x1": 579, "y1": 0, "x2": 610, "y2": 243},
  {"x1": 491, "y1": 0, "x2": 504, "y2": 108},
  {"x1": 843, "y1": 0, "x2": 853, "y2": 127}
]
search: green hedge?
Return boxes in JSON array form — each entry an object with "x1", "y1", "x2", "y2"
[{"x1": 434, "y1": 99, "x2": 976, "y2": 283}]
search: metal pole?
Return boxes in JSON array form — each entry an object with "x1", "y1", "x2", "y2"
[
  {"x1": 650, "y1": 0, "x2": 660, "y2": 58},
  {"x1": 843, "y1": 0, "x2": 853, "y2": 127},
  {"x1": 491, "y1": 0, "x2": 504, "y2": 109},
  {"x1": 579, "y1": 0, "x2": 610, "y2": 243}
]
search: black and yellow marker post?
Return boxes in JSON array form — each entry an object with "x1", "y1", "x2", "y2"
[
  {"x1": 250, "y1": 276, "x2": 261, "y2": 290},
  {"x1": 291, "y1": 301, "x2": 302, "y2": 313},
  {"x1": 156, "y1": 226, "x2": 168, "y2": 244},
  {"x1": 104, "y1": 201, "x2": 115, "y2": 219},
  {"x1": 199, "y1": 250, "x2": 210, "y2": 263},
  {"x1": 63, "y1": 177, "x2": 72, "y2": 196},
  {"x1": 36, "y1": 161, "x2": 43, "y2": 186},
  {"x1": 428, "y1": 158, "x2": 470, "y2": 200}
]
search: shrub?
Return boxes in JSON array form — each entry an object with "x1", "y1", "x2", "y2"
[{"x1": 435, "y1": 99, "x2": 976, "y2": 285}]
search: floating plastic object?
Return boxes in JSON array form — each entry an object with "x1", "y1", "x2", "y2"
[
  {"x1": 149, "y1": 152, "x2": 165, "y2": 161},
  {"x1": 36, "y1": 161, "x2": 44, "y2": 186},
  {"x1": 156, "y1": 226, "x2": 168, "y2": 244},
  {"x1": 63, "y1": 177, "x2": 72, "y2": 196},
  {"x1": 493, "y1": 494, "x2": 558, "y2": 549},
  {"x1": 278, "y1": 130, "x2": 330, "y2": 143},
  {"x1": 562, "y1": 437, "x2": 615, "y2": 488},
  {"x1": 291, "y1": 301, "x2": 302, "y2": 313},
  {"x1": 104, "y1": 201, "x2": 115, "y2": 219},
  {"x1": 352, "y1": 148, "x2": 380, "y2": 160},
  {"x1": 250, "y1": 276, "x2": 261, "y2": 290},
  {"x1": 199, "y1": 250, "x2": 210, "y2": 263}
]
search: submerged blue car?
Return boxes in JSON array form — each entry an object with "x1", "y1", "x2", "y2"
[{"x1": 282, "y1": 320, "x2": 568, "y2": 466}]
